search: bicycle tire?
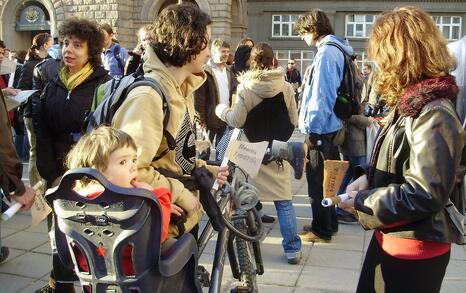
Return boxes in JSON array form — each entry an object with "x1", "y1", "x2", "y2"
[{"x1": 233, "y1": 218, "x2": 258, "y2": 293}]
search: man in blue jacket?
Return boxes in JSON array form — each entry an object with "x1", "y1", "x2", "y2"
[{"x1": 296, "y1": 9, "x2": 353, "y2": 242}]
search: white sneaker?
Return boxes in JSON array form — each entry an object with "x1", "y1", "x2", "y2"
[{"x1": 285, "y1": 250, "x2": 302, "y2": 264}]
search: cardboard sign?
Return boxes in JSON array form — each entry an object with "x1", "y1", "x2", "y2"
[
  {"x1": 323, "y1": 160, "x2": 349, "y2": 198},
  {"x1": 226, "y1": 140, "x2": 268, "y2": 178},
  {"x1": 31, "y1": 192, "x2": 52, "y2": 226}
]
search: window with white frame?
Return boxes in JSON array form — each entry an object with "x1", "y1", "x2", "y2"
[
  {"x1": 272, "y1": 14, "x2": 300, "y2": 37},
  {"x1": 345, "y1": 14, "x2": 376, "y2": 38},
  {"x1": 433, "y1": 16, "x2": 462, "y2": 41},
  {"x1": 275, "y1": 50, "x2": 314, "y2": 74}
]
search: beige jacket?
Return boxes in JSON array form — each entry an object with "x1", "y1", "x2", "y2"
[
  {"x1": 220, "y1": 68, "x2": 298, "y2": 201},
  {"x1": 112, "y1": 46, "x2": 213, "y2": 236}
]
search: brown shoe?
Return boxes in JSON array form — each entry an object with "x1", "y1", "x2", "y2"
[
  {"x1": 302, "y1": 224, "x2": 337, "y2": 236},
  {"x1": 299, "y1": 231, "x2": 330, "y2": 243}
]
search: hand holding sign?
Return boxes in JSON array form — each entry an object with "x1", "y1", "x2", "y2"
[{"x1": 321, "y1": 160, "x2": 349, "y2": 207}]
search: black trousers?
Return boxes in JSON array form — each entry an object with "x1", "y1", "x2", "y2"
[
  {"x1": 357, "y1": 234, "x2": 450, "y2": 293},
  {"x1": 306, "y1": 133, "x2": 340, "y2": 239}
]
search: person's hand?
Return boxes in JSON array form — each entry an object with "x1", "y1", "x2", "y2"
[
  {"x1": 216, "y1": 166, "x2": 229, "y2": 188},
  {"x1": 132, "y1": 43, "x2": 143, "y2": 56},
  {"x1": 2, "y1": 87, "x2": 20, "y2": 97},
  {"x1": 171, "y1": 204, "x2": 183, "y2": 216},
  {"x1": 51, "y1": 176, "x2": 62, "y2": 188},
  {"x1": 131, "y1": 180, "x2": 153, "y2": 190},
  {"x1": 10, "y1": 187, "x2": 36, "y2": 211},
  {"x1": 339, "y1": 175, "x2": 368, "y2": 214}
]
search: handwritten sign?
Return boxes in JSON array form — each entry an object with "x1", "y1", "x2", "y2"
[
  {"x1": 31, "y1": 192, "x2": 52, "y2": 226},
  {"x1": 226, "y1": 140, "x2": 268, "y2": 178},
  {"x1": 323, "y1": 160, "x2": 349, "y2": 198}
]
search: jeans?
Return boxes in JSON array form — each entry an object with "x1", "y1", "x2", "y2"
[
  {"x1": 336, "y1": 155, "x2": 366, "y2": 217},
  {"x1": 274, "y1": 200, "x2": 301, "y2": 253}
]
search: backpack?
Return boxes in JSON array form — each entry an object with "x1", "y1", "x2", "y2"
[
  {"x1": 326, "y1": 41, "x2": 361, "y2": 120},
  {"x1": 242, "y1": 92, "x2": 294, "y2": 143},
  {"x1": 85, "y1": 74, "x2": 176, "y2": 160}
]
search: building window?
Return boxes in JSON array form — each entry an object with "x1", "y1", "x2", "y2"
[
  {"x1": 275, "y1": 50, "x2": 314, "y2": 74},
  {"x1": 272, "y1": 14, "x2": 300, "y2": 37},
  {"x1": 433, "y1": 16, "x2": 462, "y2": 40},
  {"x1": 345, "y1": 14, "x2": 376, "y2": 38}
]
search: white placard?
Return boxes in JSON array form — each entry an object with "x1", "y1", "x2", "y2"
[
  {"x1": 0, "y1": 59, "x2": 17, "y2": 75},
  {"x1": 226, "y1": 140, "x2": 268, "y2": 178},
  {"x1": 4, "y1": 90, "x2": 37, "y2": 111}
]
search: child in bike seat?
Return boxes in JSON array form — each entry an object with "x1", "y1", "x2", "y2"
[{"x1": 65, "y1": 126, "x2": 172, "y2": 242}]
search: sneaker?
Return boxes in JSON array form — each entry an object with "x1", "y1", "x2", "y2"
[
  {"x1": 299, "y1": 231, "x2": 330, "y2": 243},
  {"x1": 0, "y1": 246, "x2": 9, "y2": 264},
  {"x1": 286, "y1": 251, "x2": 302, "y2": 264},
  {"x1": 261, "y1": 214, "x2": 275, "y2": 223},
  {"x1": 288, "y1": 142, "x2": 307, "y2": 180},
  {"x1": 337, "y1": 213, "x2": 359, "y2": 225}
]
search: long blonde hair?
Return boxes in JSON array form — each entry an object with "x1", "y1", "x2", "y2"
[{"x1": 367, "y1": 6, "x2": 456, "y2": 106}]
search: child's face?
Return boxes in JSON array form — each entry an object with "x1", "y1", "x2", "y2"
[{"x1": 102, "y1": 146, "x2": 138, "y2": 188}]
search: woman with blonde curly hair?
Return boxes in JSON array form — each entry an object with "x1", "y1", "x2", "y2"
[{"x1": 340, "y1": 6, "x2": 465, "y2": 292}]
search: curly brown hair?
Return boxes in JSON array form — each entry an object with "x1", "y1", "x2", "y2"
[
  {"x1": 250, "y1": 42, "x2": 274, "y2": 70},
  {"x1": 58, "y1": 16, "x2": 104, "y2": 69},
  {"x1": 151, "y1": 3, "x2": 212, "y2": 67},
  {"x1": 295, "y1": 9, "x2": 334, "y2": 39},
  {"x1": 368, "y1": 6, "x2": 456, "y2": 106}
]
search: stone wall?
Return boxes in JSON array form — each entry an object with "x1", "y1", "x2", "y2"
[{"x1": 0, "y1": 0, "x2": 247, "y2": 52}]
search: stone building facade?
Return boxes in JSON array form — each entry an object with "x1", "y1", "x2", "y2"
[{"x1": 0, "y1": 0, "x2": 248, "y2": 52}]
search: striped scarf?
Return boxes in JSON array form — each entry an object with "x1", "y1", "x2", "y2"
[{"x1": 59, "y1": 62, "x2": 94, "y2": 92}]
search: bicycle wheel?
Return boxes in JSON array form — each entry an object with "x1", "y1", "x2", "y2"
[{"x1": 232, "y1": 216, "x2": 258, "y2": 293}]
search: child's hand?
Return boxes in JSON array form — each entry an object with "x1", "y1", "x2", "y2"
[
  {"x1": 131, "y1": 180, "x2": 153, "y2": 191},
  {"x1": 171, "y1": 204, "x2": 184, "y2": 216}
]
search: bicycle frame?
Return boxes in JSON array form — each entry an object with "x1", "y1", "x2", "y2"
[{"x1": 197, "y1": 164, "x2": 264, "y2": 293}]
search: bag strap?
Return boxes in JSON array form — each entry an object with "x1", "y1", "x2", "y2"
[{"x1": 113, "y1": 44, "x2": 125, "y2": 73}]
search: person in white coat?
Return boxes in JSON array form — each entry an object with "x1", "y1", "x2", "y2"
[{"x1": 215, "y1": 42, "x2": 302, "y2": 264}]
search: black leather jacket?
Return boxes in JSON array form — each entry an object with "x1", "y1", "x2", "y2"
[{"x1": 355, "y1": 75, "x2": 466, "y2": 244}]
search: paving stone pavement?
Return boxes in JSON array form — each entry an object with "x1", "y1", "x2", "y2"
[{"x1": 1, "y1": 137, "x2": 466, "y2": 292}]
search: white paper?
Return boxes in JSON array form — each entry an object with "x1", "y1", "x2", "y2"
[
  {"x1": 4, "y1": 90, "x2": 37, "y2": 111},
  {"x1": 0, "y1": 59, "x2": 17, "y2": 75},
  {"x1": 226, "y1": 140, "x2": 268, "y2": 178}
]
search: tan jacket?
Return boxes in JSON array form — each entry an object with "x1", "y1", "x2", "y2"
[
  {"x1": 112, "y1": 46, "x2": 213, "y2": 236},
  {"x1": 0, "y1": 91, "x2": 25, "y2": 196},
  {"x1": 219, "y1": 68, "x2": 298, "y2": 201}
]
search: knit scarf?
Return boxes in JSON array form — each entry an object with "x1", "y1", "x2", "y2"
[{"x1": 59, "y1": 62, "x2": 94, "y2": 91}]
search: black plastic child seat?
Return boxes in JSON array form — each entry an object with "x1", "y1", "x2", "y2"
[{"x1": 45, "y1": 168, "x2": 202, "y2": 293}]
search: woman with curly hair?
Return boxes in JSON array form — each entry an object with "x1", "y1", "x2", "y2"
[
  {"x1": 339, "y1": 6, "x2": 465, "y2": 292},
  {"x1": 35, "y1": 16, "x2": 110, "y2": 293}
]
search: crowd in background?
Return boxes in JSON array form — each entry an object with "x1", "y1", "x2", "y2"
[{"x1": 0, "y1": 3, "x2": 465, "y2": 293}]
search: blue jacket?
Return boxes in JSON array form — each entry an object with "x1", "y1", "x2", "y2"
[
  {"x1": 298, "y1": 35, "x2": 353, "y2": 135},
  {"x1": 103, "y1": 43, "x2": 129, "y2": 77}
]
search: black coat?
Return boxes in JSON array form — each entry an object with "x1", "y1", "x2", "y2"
[
  {"x1": 36, "y1": 66, "x2": 110, "y2": 185},
  {"x1": 18, "y1": 56, "x2": 43, "y2": 117}
]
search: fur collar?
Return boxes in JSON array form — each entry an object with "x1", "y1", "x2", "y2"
[
  {"x1": 237, "y1": 67, "x2": 288, "y2": 98},
  {"x1": 397, "y1": 75, "x2": 458, "y2": 118}
]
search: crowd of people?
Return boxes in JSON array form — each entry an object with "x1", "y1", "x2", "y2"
[{"x1": 0, "y1": 3, "x2": 465, "y2": 293}]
